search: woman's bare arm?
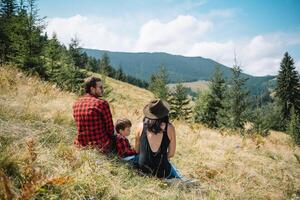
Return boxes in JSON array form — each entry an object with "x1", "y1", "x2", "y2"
[
  {"x1": 167, "y1": 124, "x2": 176, "y2": 158},
  {"x1": 135, "y1": 122, "x2": 143, "y2": 153}
]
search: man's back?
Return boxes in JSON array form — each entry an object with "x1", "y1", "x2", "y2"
[{"x1": 73, "y1": 93, "x2": 114, "y2": 151}]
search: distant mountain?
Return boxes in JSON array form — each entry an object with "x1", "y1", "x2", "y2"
[{"x1": 84, "y1": 48, "x2": 276, "y2": 95}]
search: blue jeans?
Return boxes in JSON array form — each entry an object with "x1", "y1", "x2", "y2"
[
  {"x1": 122, "y1": 154, "x2": 139, "y2": 167},
  {"x1": 167, "y1": 162, "x2": 183, "y2": 179}
]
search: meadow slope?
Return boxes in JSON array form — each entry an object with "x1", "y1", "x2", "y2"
[{"x1": 0, "y1": 66, "x2": 299, "y2": 200}]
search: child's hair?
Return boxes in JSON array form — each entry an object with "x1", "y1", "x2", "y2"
[{"x1": 115, "y1": 118, "x2": 132, "y2": 133}]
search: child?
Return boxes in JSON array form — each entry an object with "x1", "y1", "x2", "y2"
[{"x1": 115, "y1": 118, "x2": 138, "y2": 165}]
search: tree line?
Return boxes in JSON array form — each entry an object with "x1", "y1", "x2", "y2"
[
  {"x1": 0, "y1": 0, "x2": 148, "y2": 95},
  {"x1": 149, "y1": 53, "x2": 300, "y2": 146}
]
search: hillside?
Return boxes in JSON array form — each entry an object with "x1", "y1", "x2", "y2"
[
  {"x1": 84, "y1": 48, "x2": 275, "y2": 95},
  {"x1": 1, "y1": 66, "x2": 300, "y2": 199}
]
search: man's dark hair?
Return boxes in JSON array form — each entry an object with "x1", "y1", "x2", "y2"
[
  {"x1": 115, "y1": 118, "x2": 132, "y2": 133},
  {"x1": 84, "y1": 77, "x2": 102, "y2": 94},
  {"x1": 144, "y1": 116, "x2": 169, "y2": 134}
]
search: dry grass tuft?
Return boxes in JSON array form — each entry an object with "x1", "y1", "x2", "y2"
[
  {"x1": 0, "y1": 170, "x2": 13, "y2": 200},
  {"x1": 18, "y1": 138, "x2": 45, "y2": 200}
]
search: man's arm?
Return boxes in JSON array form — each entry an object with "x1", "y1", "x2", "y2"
[{"x1": 101, "y1": 101, "x2": 114, "y2": 136}]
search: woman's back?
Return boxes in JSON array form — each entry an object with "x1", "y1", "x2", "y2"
[
  {"x1": 146, "y1": 129, "x2": 163, "y2": 152},
  {"x1": 138, "y1": 122, "x2": 172, "y2": 178}
]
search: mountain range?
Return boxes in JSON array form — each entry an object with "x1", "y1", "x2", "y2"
[{"x1": 84, "y1": 48, "x2": 276, "y2": 95}]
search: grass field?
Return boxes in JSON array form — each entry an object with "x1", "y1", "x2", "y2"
[
  {"x1": 0, "y1": 65, "x2": 299, "y2": 200},
  {"x1": 168, "y1": 80, "x2": 210, "y2": 93}
]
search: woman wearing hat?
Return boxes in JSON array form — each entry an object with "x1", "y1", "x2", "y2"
[{"x1": 135, "y1": 99, "x2": 182, "y2": 179}]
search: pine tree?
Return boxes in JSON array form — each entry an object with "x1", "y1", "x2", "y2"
[
  {"x1": 100, "y1": 53, "x2": 109, "y2": 76},
  {"x1": 126, "y1": 75, "x2": 148, "y2": 88},
  {"x1": 218, "y1": 65, "x2": 249, "y2": 130},
  {"x1": 0, "y1": 0, "x2": 17, "y2": 18},
  {"x1": 194, "y1": 66, "x2": 225, "y2": 127},
  {"x1": 275, "y1": 52, "x2": 300, "y2": 125},
  {"x1": 0, "y1": 0, "x2": 18, "y2": 64},
  {"x1": 288, "y1": 107, "x2": 300, "y2": 145},
  {"x1": 262, "y1": 99, "x2": 285, "y2": 131},
  {"x1": 148, "y1": 66, "x2": 169, "y2": 100},
  {"x1": 43, "y1": 33, "x2": 62, "y2": 77},
  {"x1": 194, "y1": 91, "x2": 210, "y2": 123},
  {"x1": 249, "y1": 104, "x2": 270, "y2": 137},
  {"x1": 23, "y1": 0, "x2": 46, "y2": 77},
  {"x1": 0, "y1": 11, "x2": 9, "y2": 64},
  {"x1": 99, "y1": 53, "x2": 113, "y2": 101},
  {"x1": 69, "y1": 36, "x2": 82, "y2": 70},
  {"x1": 9, "y1": 5, "x2": 28, "y2": 65},
  {"x1": 115, "y1": 65, "x2": 127, "y2": 81},
  {"x1": 86, "y1": 57, "x2": 99, "y2": 72},
  {"x1": 169, "y1": 83, "x2": 192, "y2": 120}
]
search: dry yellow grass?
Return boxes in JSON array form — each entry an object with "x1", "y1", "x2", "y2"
[{"x1": 0, "y1": 65, "x2": 300, "y2": 200}]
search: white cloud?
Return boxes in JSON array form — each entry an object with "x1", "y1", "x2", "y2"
[
  {"x1": 135, "y1": 15, "x2": 213, "y2": 52},
  {"x1": 184, "y1": 35, "x2": 296, "y2": 76},
  {"x1": 45, "y1": 14, "x2": 300, "y2": 76},
  {"x1": 46, "y1": 15, "x2": 134, "y2": 51},
  {"x1": 243, "y1": 35, "x2": 281, "y2": 59},
  {"x1": 187, "y1": 41, "x2": 234, "y2": 63}
]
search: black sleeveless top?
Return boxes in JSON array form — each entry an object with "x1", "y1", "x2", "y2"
[{"x1": 138, "y1": 122, "x2": 172, "y2": 178}]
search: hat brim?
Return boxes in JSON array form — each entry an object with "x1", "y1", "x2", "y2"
[{"x1": 143, "y1": 100, "x2": 170, "y2": 119}]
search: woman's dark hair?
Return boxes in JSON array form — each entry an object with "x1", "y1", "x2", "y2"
[{"x1": 144, "y1": 116, "x2": 169, "y2": 134}]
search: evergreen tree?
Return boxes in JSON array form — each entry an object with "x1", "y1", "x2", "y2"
[
  {"x1": 100, "y1": 52, "x2": 116, "y2": 77},
  {"x1": 194, "y1": 91, "x2": 210, "y2": 124},
  {"x1": 42, "y1": 33, "x2": 62, "y2": 77},
  {"x1": 0, "y1": 0, "x2": 17, "y2": 18},
  {"x1": 0, "y1": 11, "x2": 9, "y2": 64},
  {"x1": 86, "y1": 57, "x2": 99, "y2": 72},
  {"x1": 149, "y1": 66, "x2": 169, "y2": 100},
  {"x1": 69, "y1": 36, "x2": 82, "y2": 69},
  {"x1": 115, "y1": 65, "x2": 127, "y2": 81},
  {"x1": 249, "y1": 105, "x2": 270, "y2": 137},
  {"x1": 0, "y1": 0, "x2": 18, "y2": 64},
  {"x1": 99, "y1": 53, "x2": 114, "y2": 100},
  {"x1": 0, "y1": 0, "x2": 87, "y2": 93},
  {"x1": 169, "y1": 83, "x2": 192, "y2": 120},
  {"x1": 0, "y1": 0, "x2": 46, "y2": 76},
  {"x1": 49, "y1": 46, "x2": 87, "y2": 94},
  {"x1": 262, "y1": 99, "x2": 285, "y2": 131},
  {"x1": 288, "y1": 107, "x2": 300, "y2": 145},
  {"x1": 23, "y1": 0, "x2": 46, "y2": 77},
  {"x1": 194, "y1": 66, "x2": 225, "y2": 127},
  {"x1": 40, "y1": 34, "x2": 87, "y2": 94},
  {"x1": 126, "y1": 75, "x2": 148, "y2": 88},
  {"x1": 218, "y1": 65, "x2": 249, "y2": 130},
  {"x1": 100, "y1": 52, "x2": 109, "y2": 76},
  {"x1": 275, "y1": 52, "x2": 300, "y2": 125}
]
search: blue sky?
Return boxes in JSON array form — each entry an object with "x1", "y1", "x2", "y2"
[{"x1": 39, "y1": 0, "x2": 300, "y2": 76}]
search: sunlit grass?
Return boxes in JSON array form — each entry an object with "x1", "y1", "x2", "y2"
[{"x1": 0, "y1": 65, "x2": 300, "y2": 199}]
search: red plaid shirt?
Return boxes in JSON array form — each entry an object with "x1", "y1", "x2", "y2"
[
  {"x1": 116, "y1": 134, "x2": 137, "y2": 158},
  {"x1": 73, "y1": 94, "x2": 114, "y2": 152}
]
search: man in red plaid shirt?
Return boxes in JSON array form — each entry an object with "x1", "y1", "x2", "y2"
[{"x1": 73, "y1": 77, "x2": 114, "y2": 153}]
